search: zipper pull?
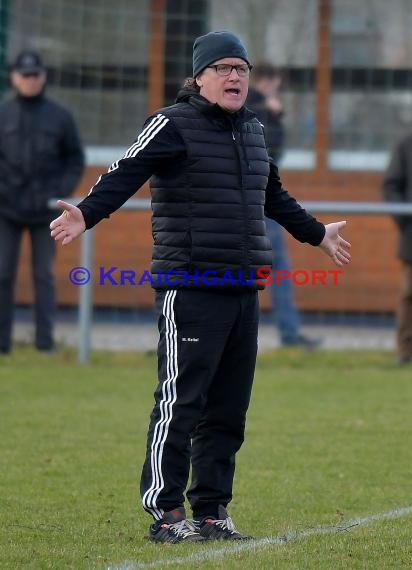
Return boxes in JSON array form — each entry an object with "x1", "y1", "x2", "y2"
[{"x1": 232, "y1": 131, "x2": 236, "y2": 141}]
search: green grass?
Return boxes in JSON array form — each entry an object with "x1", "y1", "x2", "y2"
[{"x1": 1, "y1": 348, "x2": 412, "y2": 569}]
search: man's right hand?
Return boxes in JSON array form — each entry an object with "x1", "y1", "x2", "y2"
[{"x1": 50, "y1": 200, "x2": 86, "y2": 245}]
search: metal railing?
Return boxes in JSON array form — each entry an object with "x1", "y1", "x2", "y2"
[{"x1": 49, "y1": 198, "x2": 412, "y2": 362}]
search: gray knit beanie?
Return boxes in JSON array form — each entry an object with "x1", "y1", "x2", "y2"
[{"x1": 192, "y1": 30, "x2": 250, "y2": 77}]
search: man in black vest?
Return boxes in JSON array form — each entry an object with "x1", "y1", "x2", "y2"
[
  {"x1": 50, "y1": 31, "x2": 351, "y2": 542},
  {"x1": 0, "y1": 50, "x2": 84, "y2": 354}
]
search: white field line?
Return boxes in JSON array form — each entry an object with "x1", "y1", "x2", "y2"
[{"x1": 106, "y1": 505, "x2": 412, "y2": 570}]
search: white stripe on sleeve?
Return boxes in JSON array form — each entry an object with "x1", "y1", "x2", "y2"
[{"x1": 88, "y1": 114, "x2": 169, "y2": 194}]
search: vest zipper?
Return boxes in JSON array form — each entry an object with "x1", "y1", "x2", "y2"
[{"x1": 231, "y1": 124, "x2": 250, "y2": 278}]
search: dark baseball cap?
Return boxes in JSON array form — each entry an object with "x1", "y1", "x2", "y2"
[{"x1": 10, "y1": 50, "x2": 45, "y2": 74}]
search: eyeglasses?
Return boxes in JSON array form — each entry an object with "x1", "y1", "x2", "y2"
[
  {"x1": 207, "y1": 64, "x2": 252, "y2": 77},
  {"x1": 20, "y1": 72, "x2": 42, "y2": 78}
]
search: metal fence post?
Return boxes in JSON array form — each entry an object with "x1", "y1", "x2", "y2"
[{"x1": 78, "y1": 229, "x2": 94, "y2": 363}]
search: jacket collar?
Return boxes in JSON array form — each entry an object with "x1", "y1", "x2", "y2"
[{"x1": 176, "y1": 88, "x2": 256, "y2": 126}]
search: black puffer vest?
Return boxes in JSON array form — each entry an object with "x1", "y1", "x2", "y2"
[{"x1": 150, "y1": 91, "x2": 272, "y2": 290}]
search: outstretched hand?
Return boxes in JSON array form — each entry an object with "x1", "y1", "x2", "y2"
[
  {"x1": 319, "y1": 221, "x2": 351, "y2": 266},
  {"x1": 50, "y1": 200, "x2": 86, "y2": 245}
]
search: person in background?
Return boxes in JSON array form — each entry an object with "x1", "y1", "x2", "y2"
[
  {"x1": 50, "y1": 31, "x2": 350, "y2": 542},
  {"x1": 247, "y1": 62, "x2": 321, "y2": 349},
  {"x1": 382, "y1": 133, "x2": 412, "y2": 364},
  {"x1": 0, "y1": 50, "x2": 84, "y2": 354}
]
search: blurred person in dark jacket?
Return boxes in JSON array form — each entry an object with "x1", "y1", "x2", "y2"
[
  {"x1": 0, "y1": 50, "x2": 84, "y2": 354},
  {"x1": 383, "y1": 134, "x2": 412, "y2": 364},
  {"x1": 247, "y1": 62, "x2": 320, "y2": 349}
]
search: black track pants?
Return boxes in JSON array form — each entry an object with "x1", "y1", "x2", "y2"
[{"x1": 140, "y1": 288, "x2": 259, "y2": 520}]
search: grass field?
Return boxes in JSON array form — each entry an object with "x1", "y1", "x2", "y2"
[{"x1": 1, "y1": 347, "x2": 412, "y2": 569}]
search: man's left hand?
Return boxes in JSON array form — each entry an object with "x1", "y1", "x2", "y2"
[{"x1": 319, "y1": 221, "x2": 351, "y2": 266}]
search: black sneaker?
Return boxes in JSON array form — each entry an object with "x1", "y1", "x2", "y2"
[
  {"x1": 196, "y1": 505, "x2": 253, "y2": 541},
  {"x1": 149, "y1": 507, "x2": 205, "y2": 543}
]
